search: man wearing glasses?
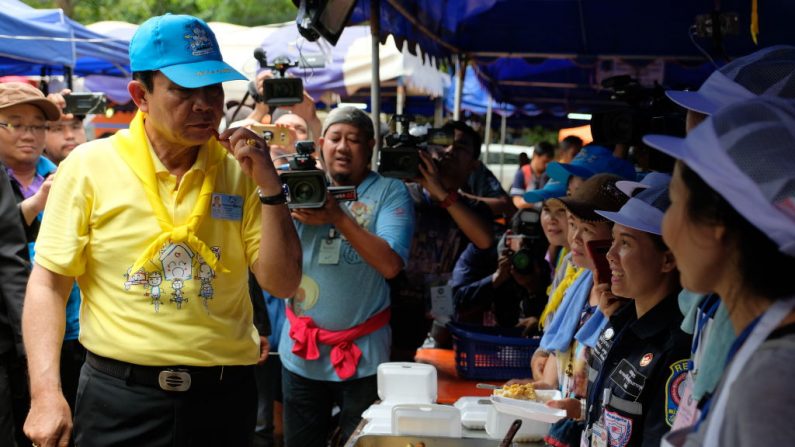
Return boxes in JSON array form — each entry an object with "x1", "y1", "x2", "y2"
[{"x1": 0, "y1": 82, "x2": 61, "y2": 243}]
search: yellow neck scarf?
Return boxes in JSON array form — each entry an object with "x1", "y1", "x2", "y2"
[
  {"x1": 113, "y1": 111, "x2": 229, "y2": 274},
  {"x1": 539, "y1": 260, "x2": 583, "y2": 329}
]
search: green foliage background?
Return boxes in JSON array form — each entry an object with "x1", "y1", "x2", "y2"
[{"x1": 23, "y1": 0, "x2": 297, "y2": 26}]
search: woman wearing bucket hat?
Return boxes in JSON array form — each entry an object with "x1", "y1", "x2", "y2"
[
  {"x1": 577, "y1": 176, "x2": 691, "y2": 447},
  {"x1": 524, "y1": 174, "x2": 629, "y2": 412},
  {"x1": 643, "y1": 96, "x2": 795, "y2": 447}
]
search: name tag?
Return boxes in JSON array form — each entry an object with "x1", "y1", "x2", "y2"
[
  {"x1": 318, "y1": 238, "x2": 342, "y2": 265},
  {"x1": 430, "y1": 285, "x2": 454, "y2": 319},
  {"x1": 211, "y1": 193, "x2": 243, "y2": 221}
]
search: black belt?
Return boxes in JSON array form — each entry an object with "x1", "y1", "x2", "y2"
[{"x1": 86, "y1": 351, "x2": 252, "y2": 392}]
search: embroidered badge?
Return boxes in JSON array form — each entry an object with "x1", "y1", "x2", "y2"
[
  {"x1": 604, "y1": 409, "x2": 633, "y2": 447},
  {"x1": 665, "y1": 359, "x2": 690, "y2": 426},
  {"x1": 604, "y1": 327, "x2": 615, "y2": 340},
  {"x1": 184, "y1": 23, "x2": 214, "y2": 56},
  {"x1": 639, "y1": 353, "x2": 653, "y2": 367}
]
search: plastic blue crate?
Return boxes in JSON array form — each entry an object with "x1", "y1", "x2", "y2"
[{"x1": 447, "y1": 322, "x2": 539, "y2": 381}]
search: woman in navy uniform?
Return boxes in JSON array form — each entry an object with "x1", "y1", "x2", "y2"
[{"x1": 582, "y1": 176, "x2": 691, "y2": 447}]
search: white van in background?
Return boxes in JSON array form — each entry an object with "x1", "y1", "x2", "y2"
[{"x1": 480, "y1": 144, "x2": 534, "y2": 191}]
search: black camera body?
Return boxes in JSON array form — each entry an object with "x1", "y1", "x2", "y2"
[
  {"x1": 505, "y1": 209, "x2": 549, "y2": 275},
  {"x1": 591, "y1": 75, "x2": 685, "y2": 146},
  {"x1": 263, "y1": 77, "x2": 304, "y2": 107},
  {"x1": 378, "y1": 115, "x2": 452, "y2": 179},
  {"x1": 279, "y1": 141, "x2": 356, "y2": 209},
  {"x1": 64, "y1": 92, "x2": 107, "y2": 115}
]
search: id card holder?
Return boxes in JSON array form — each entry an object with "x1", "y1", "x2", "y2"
[
  {"x1": 318, "y1": 227, "x2": 341, "y2": 265},
  {"x1": 591, "y1": 423, "x2": 608, "y2": 447},
  {"x1": 430, "y1": 284, "x2": 453, "y2": 319}
]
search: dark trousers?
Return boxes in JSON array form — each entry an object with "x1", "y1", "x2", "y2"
[
  {"x1": 0, "y1": 351, "x2": 31, "y2": 447},
  {"x1": 60, "y1": 339, "x2": 86, "y2": 413},
  {"x1": 254, "y1": 355, "x2": 282, "y2": 447},
  {"x1": 281, "y1": 367, "x2": 377, "y2": 447},
  {"x1": 74, "y1": 361, "x2": 257, "y2": 447}
]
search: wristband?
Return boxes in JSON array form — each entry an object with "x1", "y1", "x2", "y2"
[
  {"x1": 439, "y1": 190, "x2": 459, "y2": 209},
  {"x1": 257, "y1": 187, "x2": 287, "y2": 205}
]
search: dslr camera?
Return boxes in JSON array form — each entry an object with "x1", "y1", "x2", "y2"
[
  {"x1": 504, "y1": 209, "x2": 549, "y2": 275},
  {"x1": 279, "y1": 141, "x2": 356, "y2": 209},
  {"x1": 378, "y1": 115, "x2": 453, "y2": 179}
]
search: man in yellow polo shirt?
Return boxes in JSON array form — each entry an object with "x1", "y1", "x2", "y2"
[{"x1": 21, "y1": 14, "x2": 302, "y2": 447}]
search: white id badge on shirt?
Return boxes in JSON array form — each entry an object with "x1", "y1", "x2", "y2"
[
  {"x1": 318, "y1": 238, "x2": 342, "y2": 264},
  {"x1": 430, "y1": 284, "x2": 453, "y2": 319}
]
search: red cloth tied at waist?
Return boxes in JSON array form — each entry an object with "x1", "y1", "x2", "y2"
[{"x1": 286, "y1": 305, "x2": 391, "y2": 380}]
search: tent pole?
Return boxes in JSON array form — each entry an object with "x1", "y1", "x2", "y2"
[
  {"x1": 65, "y1": 66, "x2": 73, "y2": 91},
  {"x1": 370, "y1": 0, "x2": 381, "y2": 168},
  {"x1": 484, "y1": 95, "x2": 493, "y2": 161},
  {"x1": 396, "y1": 76, "x2": 405, "y2": 116},
  {"x1": 499, "y1": 113, "x2": 507, "y2": 184},
  {"x1": 433, "y1": 97, "x2": 443, "y2": 127},
  {"x1": 453, "y1": 55, "x2": 464, "y2": 120}
]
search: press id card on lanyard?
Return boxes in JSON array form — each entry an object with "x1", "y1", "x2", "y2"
[{"x1": 318, "y1": 227, "x2": 342, "y2": 265}]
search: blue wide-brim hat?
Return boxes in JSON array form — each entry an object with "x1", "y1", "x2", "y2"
[{"x1": 130, "y1": 14, "x2": 247, "y2": 88}]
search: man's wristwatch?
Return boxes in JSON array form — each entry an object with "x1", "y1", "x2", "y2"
[{"x1": 257, "y1": 187, "x2": 287, "y2": 205}]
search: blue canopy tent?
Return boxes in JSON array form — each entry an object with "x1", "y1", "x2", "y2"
[
  {"x1": 0, "y1": 0, "x2": 129, "y2": 78},
  {"x1": 349, "y1": 0, "x2": 795, "y2": 116}
]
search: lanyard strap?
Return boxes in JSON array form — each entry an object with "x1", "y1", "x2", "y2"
[{"x1": 702, "y1": 295, "x2": 795, "y2": 446}]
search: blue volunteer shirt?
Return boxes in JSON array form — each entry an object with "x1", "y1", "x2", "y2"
[{"x1": 279, "y1": 172, "x2": 415, "y2": 381}]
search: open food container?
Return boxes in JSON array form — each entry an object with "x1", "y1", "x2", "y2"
[
  {"x1": 391, "y1": 404, "x2": 462, "y2": 438},
  {"x1": 485, "y1": 389, "x2": 566, "y2": 442}
]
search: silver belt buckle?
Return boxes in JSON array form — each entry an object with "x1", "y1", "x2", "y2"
[{"x1": 158, "y1": 369, "x2": 191, "y2": 392}]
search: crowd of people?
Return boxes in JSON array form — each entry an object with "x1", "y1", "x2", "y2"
[{"x1": 0, "y1": 12, "x2": 793, "y2": 447}]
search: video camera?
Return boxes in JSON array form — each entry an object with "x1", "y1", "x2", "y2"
[
  {"x1": 590, "y1": 75, "x2": 685, "y2": 172},
  {"x1": 251, "y1": 49, "x2": 324, "y2": 107},
  {"x1": 64, "y1": 92, "x2": 107, "y2": 115},
  {"x1": 591, "y1": 75, "x2": 685, "y2": 145},
  {"x1": 377, "y1": 115, "x2": 453, "y2": 179},
  {"x1": 504, "y1": 209, "x2": 549, "y2": 275},
  {"x1": 279, "y1": 141, "x2": 356, "y2": 209}
]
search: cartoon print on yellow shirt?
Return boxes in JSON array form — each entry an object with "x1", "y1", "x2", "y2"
[{"x1": 122, "y1": 242, "x2": 221, "y2": 312}]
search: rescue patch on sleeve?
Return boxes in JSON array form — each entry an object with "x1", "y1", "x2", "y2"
[
  {"x1": 665, "y1": 359, "x2": 690, "y2": 426},
  {"x1": 605, "y1": 409, "x2": 633, "y2": 447}
]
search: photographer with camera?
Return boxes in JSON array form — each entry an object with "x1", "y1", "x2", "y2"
[
  {"x1": 451, "y1": 208, "x2": 551, "y2": 333},
  {"x1": 278, "y1": 106, "x2": 415, "y2": 447},
  {"x1": 44, "y1": 89, "x2": 88, "y2": 166},
  {"x1": 389, "y1": 121, "x2": 494, "y2": 357},
  {"x1": 245, "y1": 67, "x2": 322, "y2": 144}
]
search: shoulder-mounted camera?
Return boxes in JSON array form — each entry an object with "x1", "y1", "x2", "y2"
[{"x1": 377, "y1": 115, "x2": 453, "y2": 179}]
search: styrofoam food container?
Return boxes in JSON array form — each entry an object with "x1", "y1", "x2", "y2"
[
  {"x1": 391, "y1": 404, "x2": 462, "y2": 438},
  {"x1": 377, "y1": 362, "x2": 437, "y2": 405},
  {"x1": 490, "y1": 389, "x2": 566, "y2": 423},
  {"x1": 453, "y1": 396, "x2": 491, "y2": 430},
  {"x1": 485, "y1": 389, "x2": 566, "y2": 442}
]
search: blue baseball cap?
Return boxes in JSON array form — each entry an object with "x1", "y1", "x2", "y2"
[
  {"x1": 546, "y1": 145, "x2": 636, "y2": 184},
  {"x1": 523, "y1": 178, "x2": 567, "y2": 203},
  {"x1": 129, "y1": 14, "x2": 246, "y2": 88}
]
